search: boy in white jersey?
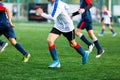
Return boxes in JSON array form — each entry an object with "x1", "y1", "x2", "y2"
[
  {"x1": 98, "y1": 6, "x2": 117, "y2": 37},
  {"x1": 36, "y1": 0, "x2": 89, "y2": 68}
]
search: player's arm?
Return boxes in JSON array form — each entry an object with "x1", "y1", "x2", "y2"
[
  {"x1": 108, "y1": 11, "x2": 112, "y2": 24},
  {"x1": 110, "y1": 17, "x2": 112, "y2": 23},
  {"x1": 84, "y1": 0, "x2": 93, "y2": 11},
  {"x1": 5, "y1": 8, "x2": 15, "y2": 27},
  {"x1": 71, "y1": 5, "x2": 92, "y2": 18},
  {"x1": 79, "y1": 0, "x2": 92, "y2": 14},
  {"x1": 71, "y1": 0, "x2": 92, "y2": 17},
  {"x1": 36, "y1": 9, "x2": 53, "y2": 19},
  {"x1": 71, "y1": 11, "x2": 79, "y2": 18},
  {"x1": 36, "y1": 4, "x2": 61, "y2": 20},
  {"x1": 101, "y1": 17, "x2": 104, "y2": 23},
  {"x1": 36, "y1": 8, "x2": 54, "y2": 20}
]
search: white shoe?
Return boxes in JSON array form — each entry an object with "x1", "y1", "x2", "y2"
[
  {"x1": 48, "y1": 60, "x2": 61, "y2": 68},
  {"x1": 22, "y1": 53, "x2": 31, "y2": 62},
  {"x1": 88, "y1": 44, "x2": 94, "y2": 53},
  {"x1": 0, "y1": 42, "x2": 8, "y2": 53},
  {"x1": 113, "y1": 33, "x2": 117, "y2": 37},
  {"x1": 98, "y1": 33, "x2": 103, "y2": 37}
]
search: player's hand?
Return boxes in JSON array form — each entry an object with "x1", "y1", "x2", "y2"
[
  {"x1": 36, "y1": 8, "x2": 43, "y2": 15},
  {"x1": 9, "y1": 22, "x2": 15, "y2": 28},
  {"x1": 78, "y1": 8, "x2": 85, "y2": 14}
]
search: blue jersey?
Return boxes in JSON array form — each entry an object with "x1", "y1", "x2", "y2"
[
  {"x1": 80, "y1": 0, "x2": 92, "y2": 22},
  {"x1": 0, "y1": 2, "x2": 16, "y2": 38},
  {"x1": 0, "y1": 3, "x2": 8, "y2": 24}
]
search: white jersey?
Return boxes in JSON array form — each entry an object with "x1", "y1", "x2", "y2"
[
  {"x1": 41, "y1": 0, "x2": 74, "y2": 32},
  {"x1": 102, "y1": 10, "x2": 111, "y2": 24}
]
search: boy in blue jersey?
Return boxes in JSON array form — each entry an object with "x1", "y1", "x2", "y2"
[
  {"x1": 0, "y1": 0, "x2": 30, "y2": 62},
  {"x1": 36, "y1": 0, "x2": 89, "y2": 68},
  {"x1": 71, "y1": 0, "x2": 104, "y2": 58},
  {"x1": 0, "y1": 39, "x2": 8, "y2": 52}
]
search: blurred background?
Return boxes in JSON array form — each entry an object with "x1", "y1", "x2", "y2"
[{"x1": 2, "y1": 0, "x2": 120, "y2": 24}]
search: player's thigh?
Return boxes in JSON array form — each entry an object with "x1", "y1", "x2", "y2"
[
  {"x1": 87, "y1": 30, "x2": 96, "y2": 40},
  {"x1": 63, "y1": 33, "x2": 77, "y2": 47},
  {"x1": 3, "y1": 28, "x2": 16, "y2": 39},
  {"x1": 63, "y1": 30, "x2": 75, "y2": 42},
  {"x1": 47, "y1": 33, "x2": 59, "y2": 42},
  {"x1": 47, "y1": 28, "x2": 61, "y2": 43},
  {"x1": 8, "y1": 38, "x2": 17, "y2": 45}
]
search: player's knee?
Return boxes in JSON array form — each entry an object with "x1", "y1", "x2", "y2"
[
  {"x1": 102, "y1": 27, "x2": 105, "y2": 30},
  {"x1": 69, "y1": 41, "x2": 77, "y2": 47},
  {"x1": 47, "y1": 39, "x2": 53, "y2": 45},
  {"x1": 9, "y1": 38, "x2": 17, "y2": 46}
]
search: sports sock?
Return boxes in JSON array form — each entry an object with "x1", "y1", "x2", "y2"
[
  {"x1": 93, "y1": 39, "x2": 102, "y2": 51},
  {"x1": 15, "y1": 43, "x2": 28, "y2": 56},
  {"x1": 74, "y1": 43, "x2": 84, "y2": 57},
  {"x1": 49, "y1": 45, "x2": 58, "y2": 61},
  {"x1": 79, "y1": 34, "x2": 92, "y2": 46},
  {"x1": 111, "y1": 29, "x2": 115, "y2": 34},
  {"x1": 100, "y1": 29, "x2": 104, "y2": 34}
]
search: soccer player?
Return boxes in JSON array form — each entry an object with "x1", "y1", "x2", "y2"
[
  {"x1": 36, "y1": 0, "x2": 89, "y2": 68},
  {"x1": 98, "y1": 6, "x2": 117, "y2": 37},
  {"x1": 0, "y1": 0, "x2": 30, "y2": 62},
  {"x1": 0, "y1": 39, "x2": 8, "y2": 52},
  {"x1": 71, "y1": 0, "x2": 104, "y2": 58}
]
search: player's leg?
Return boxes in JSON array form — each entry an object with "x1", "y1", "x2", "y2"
[
  {"x1": 88, "y1": 30, "x2": 104, "y2": 58},
  {"x1": 98, "y1": 25, "x2": 106, "y2": 36},
  {"x1": 0, "y1": 39, "x2": 8, "y2": 52},
  {"x1": 47, "y1": 28, "x2": 61, "y2": 68},
  {"x1": 63, "y1": 30, "x2": 89, "y2": 64},
  {"x1": 4, "y1": 25, "x2": 30, "y2": 62},
  {"x1": 76, "y1": 21, "x2": 94, "y2": 53},
  {"x1": 8, "y1": 38, "x2": 30, "y2": 62},
  {"x1": 108, "y1": 25, "x2": 117, "y2": 37},
  {"x1": 70, "y1": 40, "x2": 89, "y2": 64}
]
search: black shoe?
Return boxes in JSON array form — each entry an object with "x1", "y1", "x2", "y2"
[{"x1": 96, "y1": 49, "x2": 104, "y2": 58}]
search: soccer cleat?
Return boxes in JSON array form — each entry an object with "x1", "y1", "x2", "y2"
[
  {"x1": 82, "y1": 51, "x2": 89, "y2": 64},
  {"x1": 113, "y1": 33, "x2": 117, "y2": 37},
  {"x1": 0, "y1": 42, "x2": 8, "y2": 53},
  {"x1": 98, "y1": 33, "x2": 103, "y2": 37},
  {"x1": 48, "y1": 60, "x2": 61, "y2": 68},
  {"x1": 22, "y1": 53, "x2": 31, "y2": 62},
  {"x1": 96, "y1": 49, "x2": 105, "y2": 58},
  {"x1": 88, "y1": 43, "x2": 94, "y2": 53}
]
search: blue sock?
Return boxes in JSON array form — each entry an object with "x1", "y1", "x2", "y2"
[
  {"x1": 94, "y1": 40, "x2": 102, "y2": 51},
  {"x1": 15, "y1": 43, "x2": 28, "y2": 56},
  {"x1": 74, "y1": 43, "x2": 84, "y2": 57},
  {"x1": 79, "y1": 34, "x2": 92, "y2": 46},
  {"x1": 49, "y1": 45, "x2": 58, "y2": 61}
]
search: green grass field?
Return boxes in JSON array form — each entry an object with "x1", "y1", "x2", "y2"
[{"x1": 0, "y1": 22, "x2": 120, "y2": 80}]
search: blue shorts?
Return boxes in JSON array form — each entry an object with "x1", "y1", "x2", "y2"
[
  {"x1": 104, "y1": 24, "x2": 110, "y2": 27},
  {"x1": 0, "y1": 22, "x2": 16, "y2": 39},
  {"x1": 77, "y1": 21, "x2": 93, "y2": 31}
]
